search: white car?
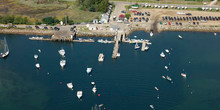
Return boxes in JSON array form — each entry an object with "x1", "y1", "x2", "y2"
[{"x1": 117, "y1": 20, "x2": 123, "y2": 23}]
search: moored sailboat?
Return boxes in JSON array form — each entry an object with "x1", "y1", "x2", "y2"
[{"x1": 0, "y1": 37, "x2": 9, "y2": 58}]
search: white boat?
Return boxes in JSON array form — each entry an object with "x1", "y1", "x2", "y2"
[
  {"x1": 147, "y1": 42, "x2": 152, "y2": 45},
  {"x1": 86, "y1": 67, "x2": 92, "y2": 74},
  {"x1": 214, "y1": 33, "x2": 217, "y2": 36},
  {"x1": 0, "y1": 37, "x2": 9, "y2": 58},
  {"x1": 165, "y1": 66, "x2": 168, "y2": 70},
  {"x1": 98, "y1": 53, "x2": 104, "y2": 62},
  {"x1": 134, "y1": 36, "x2": 137, "y2": 38},
  {"x1": 91, "y1": 82, "x2": 95, "y2": 86},
  {"x1": 92, "y1": 86, "x2": 97, "y2": 94},
  {"x1": 116, "y1": 53, "x2": 120, "y2": 57},
  {"x1": 166, "y1": 76, "x2": 173, "y2": 83},
  {"x1": 58, "y1": 48, "x2": 65, "y2": 57},
  {"x1": 134, "y1": 43, "x2": 140, "y2": 49},
  {"x1": 77, "y1": 91, "x2": 83, "y2": 99},
  {"x1": 181, "y1": 73, "x2": 186, "y2": 78},
  {"x1": 34, "y1": 54, "x2": 38, "y2": 59},
  {"x1": 150, "y1": 105, "x2": 154, "y2": 109},
  {"x1": 154, "y1": 86, "x2": 159, "y2": 91},
  {"x1": 38, "y1": 49, "x2": 41, "y2": 53},
  {"x1": 162, "y1": 76, "x2": 166, "y2": 79},
  {"x1": 67, "y1": 83, "x2": 73, "y2": 90},
  {"x1": 160, "y1": 52, "x2": 165, "y2": 58},
  {"x1": 98, "y1": 39, "x2": 104, "y2": 43},
  {"x1": 60, "y1": 60, "x2": 66, "y2": 68},
  {"x1": 165, "y1": 49, "x2": 169, "y2": 53},
  {"x1": 150, "y1": 31, "x2": 153, "y2": 37},
  {"x1": 35, "y1": 63, "x2": 40, "y2": 69},
  {"x1": 178, "y1": 35, "x2": 183, "y2": 39},
  {"x1": 144, "y1": 46, "x2": 149, "y2": 51}
]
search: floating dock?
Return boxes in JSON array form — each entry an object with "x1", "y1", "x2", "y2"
[{"x1": 141, "y1": 42, "x2": 146, "y2": 51}]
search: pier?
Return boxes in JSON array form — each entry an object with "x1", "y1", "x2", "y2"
[
  {"x1": 141, "y1": 42, "x2": 146, "y2": 51},
  {"x1": 112, "y1": 31, "x2": 125, "y2": 59}
]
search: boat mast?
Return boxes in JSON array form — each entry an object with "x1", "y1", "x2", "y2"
[{"x1": 4, "y1": 37, "x2": 8, "y2": 52}]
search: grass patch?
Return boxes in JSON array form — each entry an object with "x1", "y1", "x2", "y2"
[{"x1": 0, "y1": 0, "x2": 101, "y2": 24}]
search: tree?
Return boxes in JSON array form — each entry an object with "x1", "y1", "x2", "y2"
[
  {"x1": 42, "y1": 17, "x2": 54, "y2": 24},
  {"x1": 125, "y1": 14, "x2": 131, "y2": 19},
  {"x1": 99, "y1": 0, "x2": 109, "y2": 13}
]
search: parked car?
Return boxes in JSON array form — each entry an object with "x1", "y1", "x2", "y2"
[
  {"x1": 121, "y1": 10, "x2": 126, "y2": 13},
  {"x1": 26, "y1": 26, "x2": 32, "y2": 29},
  {"x1": 186, "y1": 13, "x2": 192, "y2": 15},
  {"x1": 54, "y1": 27, "x2": 60, "y2": 31}
]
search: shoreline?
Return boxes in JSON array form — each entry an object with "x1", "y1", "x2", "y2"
[{"x1": 0, "y1": 27, "x2": 219, "y2": 37}]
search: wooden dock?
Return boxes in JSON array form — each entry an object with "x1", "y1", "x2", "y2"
[
  {"x1": 112, "y1": 31, "x2": 125, "y2": 59},
  {"x1": 141, "y1": 42, "x2": 146, "y2": 51},
  {"x1": 29, "y1": 38, "x2": 95, "y2": 43}
]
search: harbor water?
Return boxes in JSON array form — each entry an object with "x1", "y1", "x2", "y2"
[{"x1": 0, "y1": 31, "x2": 220, "y2": 110}]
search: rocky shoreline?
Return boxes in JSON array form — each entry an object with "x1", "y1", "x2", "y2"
[{"x1": 0, "y1": 26, "x2": 219, "y2": 37}]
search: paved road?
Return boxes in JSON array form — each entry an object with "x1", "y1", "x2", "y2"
[{"x1": 209, "y1": 0, "x2": 218, "y2": 6}]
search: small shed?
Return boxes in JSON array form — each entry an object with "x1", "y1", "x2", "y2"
[{"x1": 93, "y1": 19, "x2": 98, "y2": 24}]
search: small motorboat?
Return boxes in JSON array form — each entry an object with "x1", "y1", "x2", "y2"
[
  {"x1": 134, "y1": 36, "x2": 137, "y2": 38},
  {"x1": 116, "y1": 53, "x2": 120, "y2": 57},
  {"x1": 58, "y1": 48, "x2": 65, "y2": 57},
  {"x1": 145, "y1": 46, "x2": 149, "y2": 50},
  {"x1": 38, "y1": 49, "x2": 41, "y2": 53},
  {"x1": 147, "y1": 42, "x2": 152, "y2": 45},
  {"x1": 34, "y1": 54, "x2": 38, "y2": 59},
  {"x1": 150, "y1": 31, "x2": 153, "y2": 37},
  {"x1": 150, "y1": 105, "x2": 154, "y2": 109},
  {"x1": 181, "y1": 73, "x2": 186, "y2": 78},
  {"x1": 92, "y1": 86, "x2": 97, "y2": 94},
  {"x1": 166, "y1": 76, "x2": 173, "y2": 83},
  {"x1": 67, "y1": 83, "x2": 73, "y2": 90},
  {"x1": 60, "y1": 60, "x2": 66, "y2": 68},
  {"x1": 35, "y1": 63, "x2": 40, "y2": 69},
  {"x1": 91, "y1": 82, "x2": 95, "y2": 86},
  {"x1": 160, "y1": 52, "x2": 165, "y2": 58},
  {"x1": 165, "y1": 66, "x2": 168, "y2": 70},
  {"x1": 77, "y1": 91, "x2": 83, "y2": 99},
  {"x1": 134, "y1": 43, "x2": 140, "y2": 49},
  {"x1": 86, "y1": 67, "x2": 92, "y2": 74},
  {"x1": 162, "y1": 76, "x2": 166, "y2": 79},
  {"x1": 214, "y1": 33, "x2": 217, "y2": 36},
  {"x1": 98, "y1": 53, "x2": 104, "y2": 62},
  {"x1": 178, "y1": 35, "x2": 183, "y2": 39},
  {"x1": 165, "y1": 49, "x2": 170, "y2": 53},
  {"x1": 154, "y1": 86, "x2": 159, "y2": 91}
]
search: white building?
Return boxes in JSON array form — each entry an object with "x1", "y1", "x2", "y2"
[
  {"x1": 60, "y1": 21, "x2": 63, "y2": 25},
  {"x1": 101, "y1": 15, "x2": 109, "y2": 24},
  {"x1": 93, "y1": 19, "x2": 98, "y2": 24}
]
